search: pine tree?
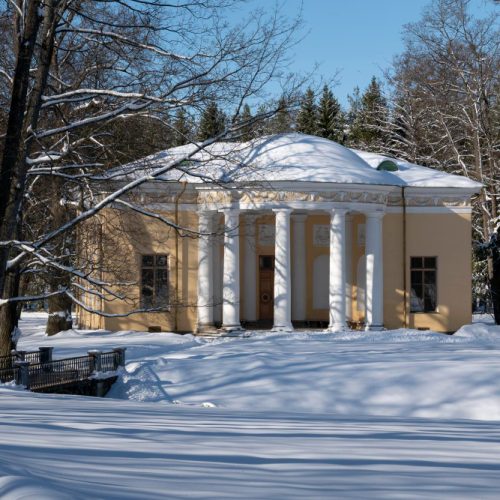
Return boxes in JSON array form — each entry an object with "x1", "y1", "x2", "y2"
[
  {"x1": 316, "y1": 85, "x2": 345, "y2": 143},
  {"x1": 197, "y1": 101, "x2": 226, "y2": 141},
  {"x1": 238, "y1": 103, "x2": 254, "y2": 141},
  {"x1": 173, "y1": 109, "x2": 194, "y2": 147},
  {"x1": 347, "y1": 77, "x2": 388, "y2": 150},
  {"x1": 296, "y1": 88, "x2": 317, "y2": 135},
  {"x1": 266, "y1": 97, "x2": 294, "y2": 135}
]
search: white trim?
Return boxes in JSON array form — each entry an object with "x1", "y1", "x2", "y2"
[
  {"x1": 135, "y1": 202, "x2": 471, "y2": 215},
  {"x1": 386, "y1": 206, "x2": 472, "y2": 214},
  {"x1": 200, "y1": 201, "x2": 387, "y2": 212},
  {"x1": 194, "y1": 181, "x2": 397, "y2": 195},
  {"x1": 403, "y1": 186, "x2": 480, "y2": 197}
]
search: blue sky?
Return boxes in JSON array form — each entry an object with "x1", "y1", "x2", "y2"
[{"x1": 232, "y1": 0, "x2": 496, "y2": 107}]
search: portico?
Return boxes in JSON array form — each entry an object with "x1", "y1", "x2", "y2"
[
  {"x1": 196, "y1": 193, "x2": 386, "y2": 334},
  {"x1": 78, "y1": 133, "x2": 481, "y2": 335}
]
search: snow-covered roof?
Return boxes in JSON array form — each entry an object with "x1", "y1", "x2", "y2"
[
  {"x1": 111, "y1": 133, "x2": 482, "y2": 191},
  {"x1": 352, "y1": 149, "x2": 482, "y2": 190}
]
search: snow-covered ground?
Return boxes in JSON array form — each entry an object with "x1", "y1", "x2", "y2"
[{"x1": 2, "y1": 313, "x2": 500, "y2": 498}]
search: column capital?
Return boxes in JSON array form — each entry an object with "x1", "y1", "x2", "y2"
[
  {"x1": 329, "y1": 207, "x2": 349, "y2": 216},
  {"x1": 272, "y1": 208, "x2": 293, "y2": 215},
  {"x1": 364, "y1": 210, "x2": 385, "y2": 219}
]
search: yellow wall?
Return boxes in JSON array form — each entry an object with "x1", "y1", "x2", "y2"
[
  {"x1": 404, "y1": 212, "x2": 472, "y2": 332},
  {"x1": 350, "y1": 214, "x2": 366, "y2": 324},
  {"x1": 240, "y1": 214, "x2": 276, "y2": 322},
  {"x1": 77, "y1": 207, "x2": 199, "y2": 333},
  {"x1": 77, "y1": 207, "x2": 473, "y2": 334},
  {"x1": 305, "y1": 214, "x2": 329, "y2": 321}
]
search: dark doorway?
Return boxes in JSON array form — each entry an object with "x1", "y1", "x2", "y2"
[{"x1": 259, "y1": 255, "x2": 275, "y2": 321}]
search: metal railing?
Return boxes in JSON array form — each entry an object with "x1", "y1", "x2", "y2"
[
  {"x1": 1, "y1": 347, "x2": 126, "y2": 391},
  {"x1": 27, "y1": 355, "x2": 92, "y2": 391},
  {"x1": 0, "y1": 350, "x2": 41, "y2": 370},
  {"x1": 100, "y1": 351, "x2": 120, "y2": 372},
  {"x1": 0, "y1": 366, "x2": 18, "y2": 384}
]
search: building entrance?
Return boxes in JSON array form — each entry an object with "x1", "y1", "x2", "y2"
[{"x1": 258, "y1": 255, "x2": 275, "y2": 321}]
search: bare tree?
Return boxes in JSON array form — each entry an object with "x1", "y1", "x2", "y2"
[
  {"x1": 0, "y1": 0, "x2": 303, "y2": 354},
  {"x1": 380, "y1": 0, "x2": 499, "y2": 319}
]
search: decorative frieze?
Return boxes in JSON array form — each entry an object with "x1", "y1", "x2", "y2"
[
  {"x1": 387, "y1": 193, "x2": 471, "y2": 207},
  {"x1": 196, "y1": 188, "x2": 471, "y2": 209},
  {"x1": 199, "y1": 189, "x2": 389, "y2": 206}
]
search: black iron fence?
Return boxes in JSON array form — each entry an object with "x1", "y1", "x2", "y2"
[
  {"x1": 0, "y1": 347, "x2": 126, "y2": 392},
  {"x1": 0, "y1": 350, "x2": 41, "y2": 370},
  {"x1": 27, "y1": 355, "x2": 92, "y2": 390},
  {"x1": 0, "y1": 366, "x2": 18, "y2": 384}
]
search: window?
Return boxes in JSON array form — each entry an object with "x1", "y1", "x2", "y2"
[
  {"x1": 410, "y1": 257, "x2": 437, "y2": 313},
  {"x1": 259, "y1": 255, "x2": 275, "y2": 270},
  {"x1": 141, "y1": 254, "x2": 169, "y2": 308}
]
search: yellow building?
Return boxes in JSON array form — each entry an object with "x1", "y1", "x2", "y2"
[{"x1": 76, "y1": 134, "x2": 482, "y2": 334}]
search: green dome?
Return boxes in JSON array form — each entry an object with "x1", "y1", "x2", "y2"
[{"x1": 377, "y1": 160, "x2": 398, "y2": 172}]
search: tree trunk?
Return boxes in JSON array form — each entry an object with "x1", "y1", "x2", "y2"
[
  {"x1": 46, "y1": 292, "x2": 73, "y2": 335},
  {"x1": 45, "y1": 174, "x2": 74, "y2": 335},
  {"x1": 0, "y1": 1, "x2": 43, "y2": 296},
  {"x1": 0, "y1": 1, "x2": 59, "y2": 353},
  {"x1": 0, "y1": 271, "x2": 21, "y2": 356}
]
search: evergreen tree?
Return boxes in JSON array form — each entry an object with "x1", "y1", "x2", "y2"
[
  {"x1": 266, "y1": 97, "x2": 294, "y2": 135},
  {"x1": 346, "y1": 85, "x2": 362, "y2": 140},
  {"x1": 173, "y1": 108, "x2": 194, "y2": 147},
  {"x1": 347, "y1": 77, "x2": 388, "y2": 149},
  {"x1": 296, "y1": 88, "x2": 317, "y2": 135},
  {"x1": 197, "y1": 101, "x2": 226, "y2": 141},
  {"x1": 238, "y1": 103, "x2": 254, "y2": 141},
  {"x1": 316, "y1": 85, "x2": 345, "y2": 143}
]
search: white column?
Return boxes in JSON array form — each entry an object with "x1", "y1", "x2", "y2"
[
  {"x1": 328, "y1": 208, "x2": 348, "y2": 332},
  {"x1": 212, "y1": 214, "x2": 223, "y2": 325},
  {"x1": 243, "y1": 214, "x2": 257, "y2": 322},
  {"x1": 221, "y1": 209, "x2": 243, "y2": 332},
  {"x1": 292, "y1": 214, "x2": 307, "y2": 322},
  {"x1": 365, "y1": 211, "x2": 384, "y2": 330},
  {"x1": 272, "y1": 209, "x2": 293, "y2": 332},
  {"x1": 345, "y1": 214, "x2": 353, "y2": 324},
  {"x1": 197, "y1": 211, "x2": 214, "y2": 332}
]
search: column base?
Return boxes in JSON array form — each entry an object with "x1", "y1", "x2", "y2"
[
  {"x1": 196, "y1": 323, "x2": 218, "y2": 335},
  {"x1": 326, "y1": 323, "x2": 347, "y2": 333},
  {"x1": 365, "y1": 324, "x2": 384, "y2": 331},
  {"x1": 220, "y1": 324, "x2": 246, "y2": 336},
  {"x1": 271, "y1": 324, "x2": 294, "y2": 333}
]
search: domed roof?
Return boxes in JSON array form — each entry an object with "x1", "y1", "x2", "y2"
[
  {"x1": 228, "y1": 133, "x2": 401, "y2": 185},
  {"x1": 117, "y1": 133, "x2": 400, "y2": 186},
  {"x1": 113, "y1": 133, "x2": 482, "y2": 191}
]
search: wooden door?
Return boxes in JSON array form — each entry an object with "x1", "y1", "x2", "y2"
[{"x1": 259, "y1": 255, "x2": 275, "y2": 321}]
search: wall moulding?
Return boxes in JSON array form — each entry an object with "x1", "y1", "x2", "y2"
[{"x1": 197, "y1": 189, "x2": 390, "y2": 207}]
